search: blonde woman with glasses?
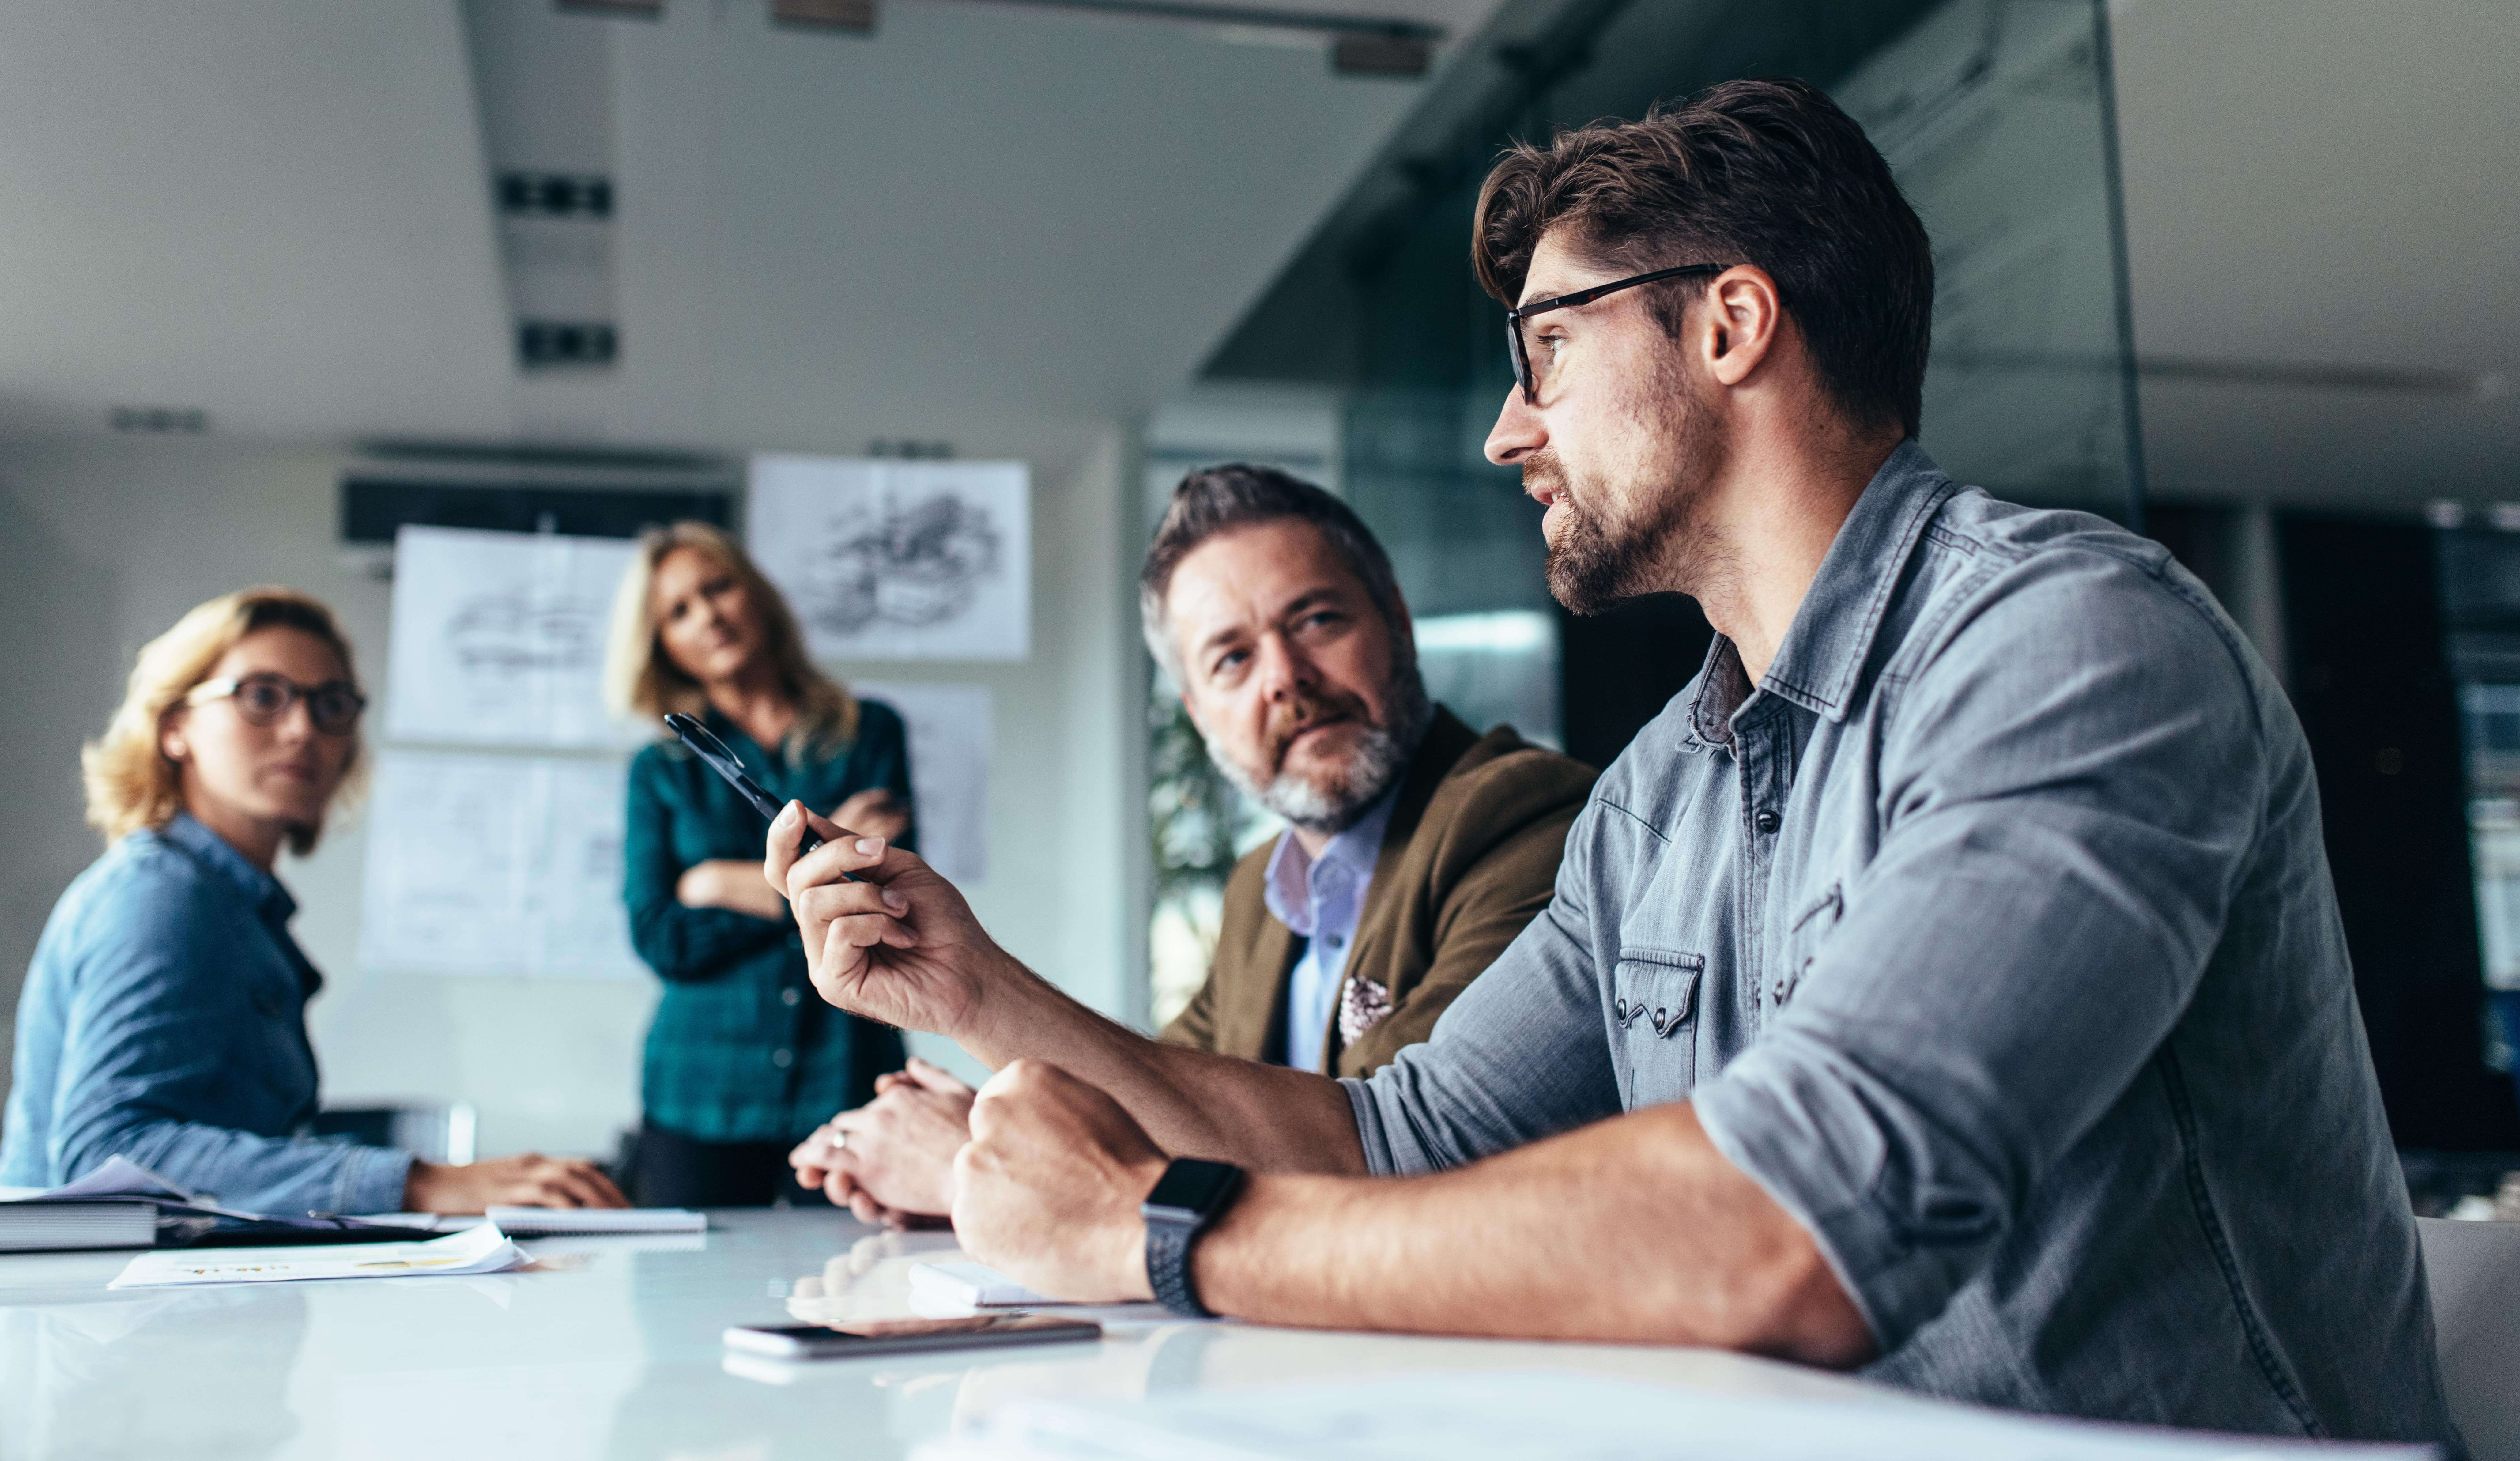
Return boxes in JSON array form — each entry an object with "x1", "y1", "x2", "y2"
[
  {"x1": 0, "y1": 588, "x2": 625, "y2": 1214},
  {"x1": 606, "y1": 523, "x2": 913, "y2": 1207}
]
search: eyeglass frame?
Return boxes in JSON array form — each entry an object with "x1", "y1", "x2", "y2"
[
  {"x1": 185, "y1": 672, "x2": 369, "y2": 737},
  {"x1": 1503, "y1": 262, "x2": 1737, "y2": 406}
]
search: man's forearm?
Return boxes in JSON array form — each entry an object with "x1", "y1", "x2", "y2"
[
  {"x1": 961, "y1": 967, "x2": 1368, "y2": 1176},
  {"x1": 1188, "y1": 1102, "x2": 1877, "y2": 1362}
]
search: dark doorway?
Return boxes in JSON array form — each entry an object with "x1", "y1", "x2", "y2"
[
  {"x1": 2279, "y1": 510, "x2": 2520, "y2": 1150},
  {"x1": 1558, "y1": 594, "x2": 1715, "y2": 772}
]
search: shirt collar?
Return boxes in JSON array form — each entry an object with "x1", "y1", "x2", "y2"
[
  {"x1": 1261, "y1": 783, "x2": 1403, "y2": 937},
  {"x1": 160, "y1": 811, "x2": 297, "y2": 925},
  {"x1": 1688, "y1": 440, "x2": 1957, "y2": 738}
]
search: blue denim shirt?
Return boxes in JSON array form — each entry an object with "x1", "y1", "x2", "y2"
[
  {"x1": 1345, "y1": 444, "x2": 2454, "y2": 1443},
  {"x1": 0, "y1": 814, "x2": 410, "y2": 1213}
]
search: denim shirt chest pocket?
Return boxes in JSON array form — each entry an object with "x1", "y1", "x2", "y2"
[{"x1": 1611, "y1": 948, "x2": 1704, "y2": 1108}]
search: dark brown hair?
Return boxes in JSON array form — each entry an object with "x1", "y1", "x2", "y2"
[
  {"x1": 1473, "y1": 76, "x2": 1934, "y2": 438},
  {"x1": 1139, "y1": 464, "x2": 1405, "y2": 680}
]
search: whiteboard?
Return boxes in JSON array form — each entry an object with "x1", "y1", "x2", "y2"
[
  {"x1": 746, "y1": 456, "x2": 1030, "y2": 662},
  {"x1": 384, "y1": 525, "x2": 645, "y2": 749},
  {"x1": 854, "y1": 681, "x2": 990, "y2": 885},
  {"x1": 357, "y1": 749, "x2": 644, "y2": 980}
]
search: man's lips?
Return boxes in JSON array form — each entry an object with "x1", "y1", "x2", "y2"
[{"x1": 1272, "y1": 715, "x2": 1356, "y2": 769}]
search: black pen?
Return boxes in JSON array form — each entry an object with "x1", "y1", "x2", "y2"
[{"x1": 661, "y1": 713, "x2": 853, "y2": 878}]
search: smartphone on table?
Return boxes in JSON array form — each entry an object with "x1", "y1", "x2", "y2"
[{"x1": 723, "y1": 1313, "x2": 1101, "y2": 1361}]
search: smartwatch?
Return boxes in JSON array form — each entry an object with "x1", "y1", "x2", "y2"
[{"x1": 1140, "y1": 1157, "x2": 1244, "y2": 1318}]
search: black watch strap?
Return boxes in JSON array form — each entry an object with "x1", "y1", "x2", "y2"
[
  {"x1": 1144, "y1": 1215, "x2": 1213, "y2": 1318},
  {"x1": 1141, "y1": 1157, "x2": 1243, "y2": 1319}
]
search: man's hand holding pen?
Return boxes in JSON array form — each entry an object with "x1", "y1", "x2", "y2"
[{"x1": 764, "y1": 800, "x2": 1037, "y2": 1047}]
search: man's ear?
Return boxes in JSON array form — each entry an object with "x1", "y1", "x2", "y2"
[{"x1": 1703, "y1": 265, "x2": 1784, "y2": 387}]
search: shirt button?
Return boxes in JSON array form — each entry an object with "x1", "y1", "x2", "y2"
[
  {"x1": 781, "y1": 987, "x2": 801, "y2": 1007},
  {"x1": 1325, "y1": 934, "x2": 1345, "y2": 950},
  {"x1": 1753, "y1": 809, "x2": 1781, "y2": 834},
  {"x1": 771, "y1": 1048, "x2": 793, "y2": 1069}
]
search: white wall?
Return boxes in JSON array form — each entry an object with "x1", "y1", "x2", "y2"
[{"x1": 0, "y1": 433, "x2": 1144, "y2": 1159}]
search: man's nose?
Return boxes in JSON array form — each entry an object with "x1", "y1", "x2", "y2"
[
  {"x1": 1256, "y1": 635, "x2": 1317, "y2": 699},
  {"x1": 1485, "y1": 383, "x2": 1545, "y2": 466}
]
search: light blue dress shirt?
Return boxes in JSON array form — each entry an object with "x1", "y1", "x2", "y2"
[
  {"x1": 1262, "y1": 788, "x2": 1399, "y2": 1073},
  {"x1": 0, "y1": 813, "x2": 411, "y2": 1213}
]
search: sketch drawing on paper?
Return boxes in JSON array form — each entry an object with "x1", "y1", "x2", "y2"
[
  {"x1": 357, "y1": 749, "x2": 645, "y2": 980},
  {"x1": 747, "y1": 456, "x2": 1031, "y2": 662},
  {"x1": 446, "y1": 591, "x2": 607, "y2": 676},
  {"x1": 806, "y1": 493, "x2": 1003, "y2": 639},
  {"x1": 385, "y1": 525, "x2": 645, "y2": 749}
]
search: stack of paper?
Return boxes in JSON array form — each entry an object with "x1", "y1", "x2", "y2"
[
  {"x1": 0, "y1": 1201, "x2": 162, "y2": 1252},
  {"x1": 108, "y1": 1221, "x2": 527, "y2": 1289},
  {"x1": 485, "y1": 1207, "x2": 704, "y2": 1236},
  {"x1": 0, "y1": 1156, "x2": 196, "y2": 1252}
]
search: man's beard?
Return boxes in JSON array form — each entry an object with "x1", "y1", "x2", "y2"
[
  {"x1": 1214, "y1": 656, "x2": 1432, "y2": 835},
  {"x1": 1534, "y1": 373, "x2": 1730, "y2": 615}
]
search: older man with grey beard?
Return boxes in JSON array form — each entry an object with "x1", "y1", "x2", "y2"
[{"x1": 787, "y1": 463, "x2": 1595, "y2": 1224}]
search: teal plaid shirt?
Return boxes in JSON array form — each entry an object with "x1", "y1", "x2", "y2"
[{"x1": 623, "y1": 702, "x2": 911, "y2": 1143}]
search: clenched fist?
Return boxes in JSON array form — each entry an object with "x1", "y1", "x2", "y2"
[{"x1": 950, "y1": 1060, "x2": 1167, "y2": 1303}]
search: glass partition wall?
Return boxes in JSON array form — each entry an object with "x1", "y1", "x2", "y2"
[{"x1": 1147, "y1": 0, "x2": 2144, "y2": 1025}]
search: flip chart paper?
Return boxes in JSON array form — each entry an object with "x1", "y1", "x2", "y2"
[
  {"x1": 852, "y1": 681, "x2": 990, "y2": 884},
  {"x1": 357, "y1": 749, "x2": 643, "y2": 980},
  {"x1": 385, "y1": 525, "x2": 644, "y2": 749},
  {"x1": 747, "y1": 456, "x2": 1030, "y2": 662}
]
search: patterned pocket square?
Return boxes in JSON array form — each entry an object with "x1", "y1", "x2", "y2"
[{"x1": 1338, "y1": 975, "x2": 1394, "y2": 1045}]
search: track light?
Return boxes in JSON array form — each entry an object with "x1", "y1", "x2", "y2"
[{"x1": 774, "y1": 0, "x2": 878, "y2": 32}]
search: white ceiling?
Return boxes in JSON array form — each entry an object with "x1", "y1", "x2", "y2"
[
  {"x1": 2112, "y1": 0, "x2": 2520, "y2": 508},
  {"x1": 0, "y1": 0, "x2": 1502, "y2": 469},
  {"x1": 0, "y1": 0, "x2": 2508, "y2": 510}
]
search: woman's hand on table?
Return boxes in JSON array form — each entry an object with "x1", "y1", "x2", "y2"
[
  {"x1": 404, "y1": 1154, "x2": 629, "y2": 1214},
  {"x1": 677, "y1": 858, "x2": 790, "y2": 920}
]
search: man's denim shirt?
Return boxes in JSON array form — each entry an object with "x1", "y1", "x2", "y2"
[
  {"x1": 0, "y1": 813, "x2": 409, "y2": 1213},
  {"x1": 1345, "y1": 444, "x2": 2453, "y2": 1442}
]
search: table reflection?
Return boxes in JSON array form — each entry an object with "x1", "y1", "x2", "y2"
[{"x1": 0, "y1": 1288, "x2": 309, "y2": 1460}]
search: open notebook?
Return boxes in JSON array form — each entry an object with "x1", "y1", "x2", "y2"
[{"x1": 482, "y1": 1207, "x2": 705, "y2": 1236}]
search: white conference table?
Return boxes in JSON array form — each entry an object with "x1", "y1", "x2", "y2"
[{"x1": 0, "y1": 1207, "x2": 1915, "y2": 1460}]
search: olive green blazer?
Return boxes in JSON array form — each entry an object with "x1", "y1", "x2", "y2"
[{"x1": 1160, "y1": 707, "x2": 1596, "y2": 1078}]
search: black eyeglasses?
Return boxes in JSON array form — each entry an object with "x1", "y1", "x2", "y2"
[
  {"x1": 188, "y1": 672, "x2": 368, "y2": 736},
  {"x1": 1504, "y1": 263, "x2": 1734, "y2": 405}
]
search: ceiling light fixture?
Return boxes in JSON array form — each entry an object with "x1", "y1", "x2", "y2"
[
  {"x1": 774, "y1": 0, "x2": 879, "y2": 32},
  {"x1": 940, "y1": 0, "x2": 1443, "y2": 77}
]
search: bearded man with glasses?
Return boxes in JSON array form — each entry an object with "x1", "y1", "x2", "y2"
[{"x1": 767, "y1": 79, "x2": 2452, "y2": 1444}]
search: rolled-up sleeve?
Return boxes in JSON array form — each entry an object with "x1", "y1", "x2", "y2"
[
  {"x1": 1693, "y1": 557, "x2": 2265, "y2": 1348},
  {"x1": 1342, "y1": 803, "x2": 1622, "y2": 1175}
]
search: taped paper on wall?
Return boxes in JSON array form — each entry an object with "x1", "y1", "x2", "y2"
[
  {"x1": 746, "y1": 456, "x2": 1030, "y2": 662},
  {"x1": 357, "y1": 749, "x2": 644, "y2": 979},
  {"x1": 384, "y1": 525, "x2": 644, "y2": 749},
  {"x1": 854, "y1": 681, "x2": 990, "y2": 884}
]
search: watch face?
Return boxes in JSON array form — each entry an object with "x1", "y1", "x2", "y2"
[{"x1": 1144, "y1": 1159, "x2": 1239, "y2": 1219}]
